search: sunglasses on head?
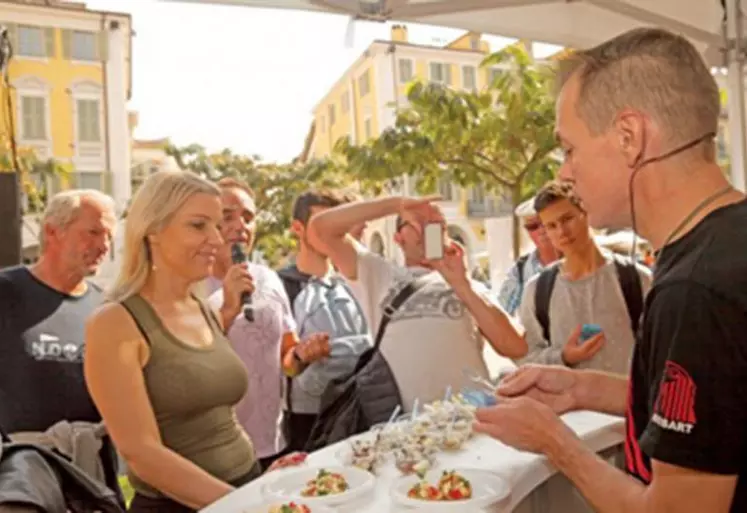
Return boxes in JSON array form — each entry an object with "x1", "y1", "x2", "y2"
[{"x1": 524, "y1": 221, "x2": 543, "y2": 232}]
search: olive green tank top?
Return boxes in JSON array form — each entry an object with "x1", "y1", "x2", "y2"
[{"x1": 122, "y1": 294, "x2": 256, "y2": 498}]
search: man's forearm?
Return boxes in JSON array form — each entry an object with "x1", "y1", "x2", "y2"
[
  {"x1": 310, "y1": 197, "x2": 401, "y2": 239},
  {"x1": 547, "y1": 429, "x2": 647, "y2": 513},
  {"x1": 575, "y1": 370, "x2": 629, "y2": 416},
  {"x1": 451, "y1": 280, "x2": 527, "y2": 359},
  {"x1": 219, "y1": 305, "x2": 239, "y2": 333}
]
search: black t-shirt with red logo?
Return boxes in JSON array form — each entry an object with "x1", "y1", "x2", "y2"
[{"x1": 625, "y1": 199, "x2": 747, "y2": 511}]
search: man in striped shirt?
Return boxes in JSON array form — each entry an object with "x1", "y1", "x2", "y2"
[{"x1": 496, "y1": 196, "x2": 559, "y2": 315}]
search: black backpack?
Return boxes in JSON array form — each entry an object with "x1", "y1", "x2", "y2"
[{"x1": 534, "y1": 255, "x2": 644, "y2": 343}]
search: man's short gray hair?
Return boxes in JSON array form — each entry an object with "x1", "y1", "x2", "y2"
[
  {"x1": 40, "y1": 189, "x2": 116, "y2": 248},
  {"x1": 557, "y1": 28, "x2": 720, "y2": 150}
]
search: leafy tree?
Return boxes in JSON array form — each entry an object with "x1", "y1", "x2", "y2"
[
  {"x1": 167, "y1": 144, "x2": 356, "y2": 267},
  {"x1": 0, "y1": 133, "x2": 70, "y2": 214},
  {"x1": 338, "y1": 44, "x2": 559, "y2": 257}
]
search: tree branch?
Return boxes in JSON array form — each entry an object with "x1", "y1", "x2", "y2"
[
  {"x1": 519, "y1": 145, "x2": 555, "y2": 179},
  {"x1": 477, "y1": 150, "x2": 522, "y2": 180},
  {"x1": 443, "y1": 158, "x2": 514, "y2": 188},
  {"x1": 474, "y1": 151, "x2": 497, "y2": 166}
]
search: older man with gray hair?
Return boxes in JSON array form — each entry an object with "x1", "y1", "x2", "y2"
[
  {"x1": 0, "y1": 189, "x2": 120, "y2": 494},
  {"x1": 496, "y1": 195, "x2": 559, "y2": 315}
]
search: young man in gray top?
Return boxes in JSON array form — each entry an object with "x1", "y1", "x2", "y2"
[
  {"x1": 278, "y1": 190, "x2": 372, "y2": 451},
  {"x1": 517, "y1": 181, "x2": 651, "y2": 374}
]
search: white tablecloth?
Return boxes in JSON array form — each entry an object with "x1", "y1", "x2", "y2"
[{"x1": 202, "y1": 411, "x2": 624, "y2": 513}]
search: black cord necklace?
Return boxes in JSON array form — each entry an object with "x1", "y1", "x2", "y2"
[
  {"x1": 658, "y1": 185, "x2": 733, "y2": 252},
  {"x1": 627, "y1": 132, "x2": 716, "y2": 259}
]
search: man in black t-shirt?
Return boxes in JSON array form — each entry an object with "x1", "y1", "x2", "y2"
[
  {"x1": 0, "y1": 189, "x2": 119, "y2": 493},
  {"x1": 472, "y1": 28, "x2": 747, "y2": 513}
]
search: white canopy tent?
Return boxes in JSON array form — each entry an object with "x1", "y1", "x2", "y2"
[{"x1": 162, "y1": 0, "x2": 747, "y2": 191}]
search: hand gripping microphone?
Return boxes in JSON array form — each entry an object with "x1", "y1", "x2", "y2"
[{"x1": 230, "y1": 243, "x2": 254, "y2": 322}]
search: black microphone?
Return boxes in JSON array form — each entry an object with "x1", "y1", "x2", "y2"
[{"x1": 230, "y1": 243, "x2": 254, "y2": 322}]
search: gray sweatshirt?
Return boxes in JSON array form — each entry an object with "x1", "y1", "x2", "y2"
[
  {"x1": 516, "y1": 255, "x2": 652, "y2": 375},
  {"x1": 289, "y1": 275, "x2": 372, "y2": 414}
]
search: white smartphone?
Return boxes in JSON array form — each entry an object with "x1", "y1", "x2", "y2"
[{"x1": 424, "y1": 222, "x2": 444, "y2": 260}]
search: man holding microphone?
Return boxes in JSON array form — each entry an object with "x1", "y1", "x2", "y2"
[{"x1": 206, "y1": 178, "x2": 328, "y2": 470}]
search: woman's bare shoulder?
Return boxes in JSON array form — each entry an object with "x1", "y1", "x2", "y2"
[{"x1": 87, "y1": 301, "x2": 143, "y2": 345}]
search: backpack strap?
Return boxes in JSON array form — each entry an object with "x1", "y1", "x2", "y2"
[
  {"x1": 612, "y1": 255, "x2": 644, "y2": 334},
  {"x1": 533, "y1": 257, "x2": 643, "y2": 344},
  {"x1": 354, "y1": 272, "x2": 434, "y2": 373},
  {"x1": 278, "y1": 265, "x2": 311, "y2": 317},
  {"x1": 534, "y1": 263, "x2": 561, "y2": 343},
  {"x1": 515, "y1": 253, "x2": 530, "y2": 286},
  {"x1": 278, "y1": 267, "x2": 310, "y2": 415},
  {"x1": 374, "y1": 273, "x2": 434, "y2": 351}
]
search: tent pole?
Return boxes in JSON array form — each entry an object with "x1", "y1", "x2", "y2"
[{"x1": 726, "y1": 0, "x2": 747, "y2": 191}]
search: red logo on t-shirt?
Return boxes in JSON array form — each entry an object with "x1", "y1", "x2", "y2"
[
  {"x1": 651, "y1": 361, "x2": 697, "y2": 434},
  {"x1": 624, "y1": 378, "x2": 651, "y2": 483}
]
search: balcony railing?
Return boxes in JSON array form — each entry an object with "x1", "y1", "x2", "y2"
[{"x1": 467, "y1": 197, "x2": 513, "y2": 218}]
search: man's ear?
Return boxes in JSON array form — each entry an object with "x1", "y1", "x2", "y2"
[
  {"x1": 43, "y1": 223, "x2": 57, "y2": 246},
  {"x1": 290, "y1": 219, "x2": 305, "y2": 238},
  {"x1": 615, "y1": 109, "x2": 646, "y2": 167}
]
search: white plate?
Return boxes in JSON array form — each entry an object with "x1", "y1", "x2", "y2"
[
  {"x1": 390, "y1": 468, "x2": 510, "y2": 511},
  {"x1": 242, "y1": 501, "x2": 337, "y2": 513},
  {"x1": 262, "y1": 466, "x2": 375, "y2": 506}
]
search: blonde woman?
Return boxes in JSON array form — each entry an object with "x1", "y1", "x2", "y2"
[{"x1": 84, "y1": 171, "x2": 285, "y2": 512}]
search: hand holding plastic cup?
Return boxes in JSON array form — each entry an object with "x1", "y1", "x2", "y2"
[{"x1": 460, "y1": 388, "x2": 498, "y2": 407}]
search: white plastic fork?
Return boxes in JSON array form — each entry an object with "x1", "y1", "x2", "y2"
[{"x1": 462, "y1": 367, "x2": 498, "y2": 392}]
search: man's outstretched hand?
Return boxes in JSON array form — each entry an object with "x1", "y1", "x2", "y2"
[
  {"x1": 497, "y1": 364, "x2": 581, "y2": 415},
  {"x1": 474, "y1": 396, "x2": 575, "y2": 454}
]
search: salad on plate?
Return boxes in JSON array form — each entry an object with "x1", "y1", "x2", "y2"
[
  {"x1": 407, "y1": 470, "x2": 473, "y2": 501},
  {"x1": 243, "y1": 501, "x2": 337, "y2": 513},
  {"x1": 267, "y1": 503, "x2": 311, "y2": 513},
  {"x1": 300, "y1": 469, "x2": 350, "y2": 497}
]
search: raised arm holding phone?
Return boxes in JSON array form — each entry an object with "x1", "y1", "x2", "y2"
[{"x1": 308, "y1": 195, "x2": 527, "y2": 410}]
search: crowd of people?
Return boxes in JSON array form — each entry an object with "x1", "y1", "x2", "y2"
[{"x1": 0, "y1": 26, "x2": 746, "y2": 513}]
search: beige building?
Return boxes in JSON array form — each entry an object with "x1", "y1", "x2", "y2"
[{"x1": 128, "y1": 111, "x2": 180, "y2": 191}]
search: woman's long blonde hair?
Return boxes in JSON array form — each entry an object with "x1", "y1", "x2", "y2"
[{"x1": 108, "y1": 170, "x2": 220, "y2": 303}]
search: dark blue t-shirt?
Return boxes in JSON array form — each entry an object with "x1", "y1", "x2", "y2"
[{"x1": 0, "y1": 266, "x2": 103, "y2": 432}]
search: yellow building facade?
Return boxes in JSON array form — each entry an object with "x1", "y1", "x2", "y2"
[
  {"x1": 308, "y1": 26, "x2": 520, "y2": 268},
  {"x1": 0, "y1": 0, "x2": 132, "y2": 210},
  {"x1": 310, "y1": 26, "x2": 503, "y2": 159}
]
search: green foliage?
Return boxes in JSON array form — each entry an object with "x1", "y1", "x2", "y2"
[
  {"x1": 167, "y1": 144, "x2": 355, "y2": 267},
  {"x1": 0, "y1": 134, "x2": 70, "y2": 213},
  {"x1": 337, "y1": 44, "x2": 559, "y2": 256}
]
